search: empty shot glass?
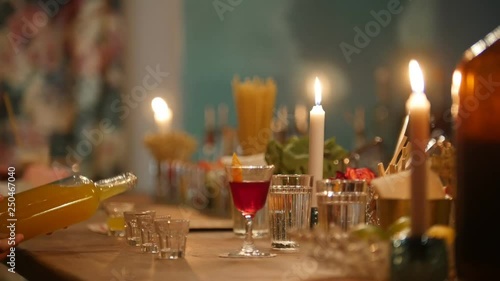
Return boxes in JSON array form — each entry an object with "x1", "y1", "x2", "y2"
[
  {"x1": 136, "y1": 211, "x2": 160, "y2": 253},
  {"x1": 150, "y1": 215, "x2": 171, "y2": 251},
  {"x1": 103, "y1": 202, "x2": 135, "y2": 237},
  {"x1": 154, "y1": 219, "x2": 190, "y2": 259},
  {"x1": 269, "y1": 174, "x2": 313, "y2": 250},
  {"x1": 124, "y1": 210, "x2": 156, "y2": 247}
]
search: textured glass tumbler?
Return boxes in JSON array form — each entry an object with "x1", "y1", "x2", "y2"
[
  {"x1": 268, "y1": 174, "x2": 312, "y2": 250},
  {"x1": 316, "y1": 179, "x2": 367, "y2": 231},
  {"x1": 154, "y1": 219, "x2": 190, "y2": 259}
]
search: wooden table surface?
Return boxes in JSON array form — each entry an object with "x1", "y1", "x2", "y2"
[{"x1": 6, "y1": 193, "x2": 366, "y2": 281}]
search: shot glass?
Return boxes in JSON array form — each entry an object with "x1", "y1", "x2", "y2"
[
  {"x1": 124, "y1": 210, "x2": 156, "y2": 247},
  {"x1": 103, "y1": 202, "x2": 135, "y2": 237},
  {"x1": 154, "y1": 219, "x2": 190, "y2": 259},
  {"x1": 268, "y1": 174, "x2": 313, "y2": 250},
  {"x1": 316, "y1": 179, "x2": 367, "y2": 231},
  {"x1": 136, "y1": 211, "x2": 159, "y2": 253}
]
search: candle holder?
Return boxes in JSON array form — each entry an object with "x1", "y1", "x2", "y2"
[{"x1": 391, "y1": 235, "x2": 448, "y2": 281}]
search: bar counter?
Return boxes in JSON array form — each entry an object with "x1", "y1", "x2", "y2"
[{"x1": 5, "y1": 193, "x2": 362, "y2": 281}]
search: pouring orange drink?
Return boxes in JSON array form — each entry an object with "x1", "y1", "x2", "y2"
[{"x1": 0, "y1": 172, "x2": 137, "y2": 240}]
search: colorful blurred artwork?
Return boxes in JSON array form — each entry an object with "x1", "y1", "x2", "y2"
[{"x1": 0, "y1": 0, "x2": 126, "y2": 179}]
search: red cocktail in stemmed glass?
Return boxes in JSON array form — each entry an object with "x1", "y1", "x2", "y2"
[{"x1": 220, "y1": 165, "x2": 275, "y2": 258}]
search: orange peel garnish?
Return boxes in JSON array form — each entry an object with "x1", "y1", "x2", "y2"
[{"x1": 231, "y1": 153, "x2": 243, "y2": 182}]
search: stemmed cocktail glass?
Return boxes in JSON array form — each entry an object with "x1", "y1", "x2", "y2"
[{"x1": 220, "y1": 165, "x2": 275, "y2": 258}]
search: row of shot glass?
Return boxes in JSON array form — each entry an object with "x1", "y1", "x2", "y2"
[{"x1": 122, "y1": 210, "x2": 190, "y2": 259}]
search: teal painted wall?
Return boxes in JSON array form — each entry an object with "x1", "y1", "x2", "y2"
[
  {"x1": 183, "y1": 0, "x2": 500, "y2": 161},
  {"x1": 182, "y1": 0, "x2": 302, "y2": 160}
]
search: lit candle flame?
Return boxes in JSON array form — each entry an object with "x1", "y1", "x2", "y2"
[
  {"x1": 409, "y1": 60, "x2": 424, "y2": 93},
  {"x1": 152, "y1": 97, "x2": 167, "y2": 113},
  {"x1": 314, "y1": 77, "x2": 322, "y2": 105},
  {"x1": 151, "y1": 97, "x2": 172, "y2": 123}
]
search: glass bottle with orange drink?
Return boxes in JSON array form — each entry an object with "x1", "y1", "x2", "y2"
[{"x1": 0, "y1": 172, "x2": 137, "y2": 240}]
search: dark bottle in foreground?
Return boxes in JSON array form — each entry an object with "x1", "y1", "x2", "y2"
[{"x1": 454, "y1": 26, "x2": 500, "y2": 281}]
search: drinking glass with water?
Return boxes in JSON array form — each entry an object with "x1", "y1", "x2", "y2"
[
  {"x1": 268, "y1": 174, "x2": 313, "y2": 250},
  {"x1": 316, "y1": 179, "x2": 367, "y2": 231}
]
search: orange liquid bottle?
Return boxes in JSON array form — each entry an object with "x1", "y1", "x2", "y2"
[
  {"x1": 454, "y1": 26, "x2": 500, "y2": 280},
  {"x1": 0, "y1": 172, "x2": 137, "y2": 240}
]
